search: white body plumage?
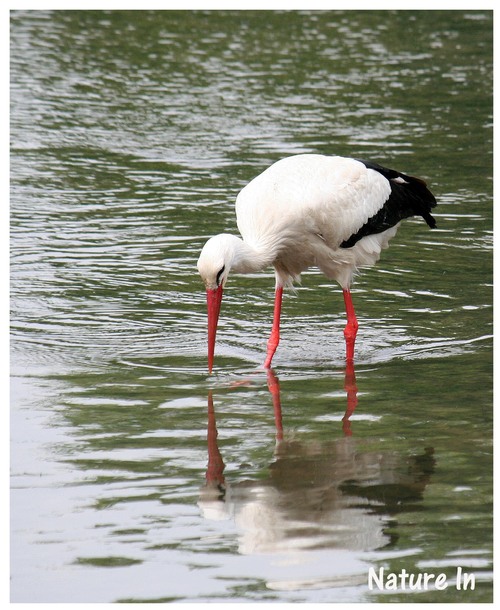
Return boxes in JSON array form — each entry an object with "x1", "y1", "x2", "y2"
[{"x1": 234, "y1": 154, "x2": 397, "y2": 289}]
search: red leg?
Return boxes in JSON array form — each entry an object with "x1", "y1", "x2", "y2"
[
  {"x1": 342, "y1": 289, "x2": 358, "y2": 362},
  {"x1": 264, "y1": 286, "x2": 283, "y2": 368}
]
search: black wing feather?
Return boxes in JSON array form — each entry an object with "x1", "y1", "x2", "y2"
[{"x1": 340, "y1": 159, "x2": 437, "y2": 249}]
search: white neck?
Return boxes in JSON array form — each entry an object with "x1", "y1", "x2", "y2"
[{"x1": 225, "y1": 234, "x2": 276, "y2": 274}]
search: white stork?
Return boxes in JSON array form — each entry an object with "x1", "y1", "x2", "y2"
[{"x1": 197, "y1": 154, "x2": 437, "y2": 372}]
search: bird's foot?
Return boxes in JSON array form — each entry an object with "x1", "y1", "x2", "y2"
[
  {"x1": 264, "y1": 335, "x2": 279, "y2": 368},
  {"x1": 264, "y1": 347, "x2": 277, "y2": 368},
  {"x1": 343, "y1": 322, "x2": 358, "y2": 362}
]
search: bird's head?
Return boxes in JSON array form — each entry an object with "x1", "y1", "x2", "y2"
[
  {"x1": 197, "y1": 234, "x2": 240, "y2": 373},
  {"x1": 197, "y1": 234, "x2": 236, "y2": 290}
]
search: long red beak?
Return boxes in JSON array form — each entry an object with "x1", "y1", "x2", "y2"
[{"x1": 206, "y1": 285, "x2": 223, "y2": 373}]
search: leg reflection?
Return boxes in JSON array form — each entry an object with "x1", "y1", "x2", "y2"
[
  {"x1": 204, "y1": 362, "x2": 359, "y2": 494},
  {"x1": 266, "y1": 369, "x2": 283, "y2": 442},
  {"x1": 266, "y1": 363, "x2": 359, "y2": 438},
  {"x1": 342, "y1": 360, "x2": 358, "y2": 437}
]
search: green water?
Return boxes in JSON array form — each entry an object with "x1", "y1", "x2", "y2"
[{"x1": 10, "y1": 10, "x2": 492, "y2": 603}]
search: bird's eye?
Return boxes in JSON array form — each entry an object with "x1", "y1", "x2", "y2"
[{"x1": 216, "y1": 265, "x2": 225, "y2": 286}]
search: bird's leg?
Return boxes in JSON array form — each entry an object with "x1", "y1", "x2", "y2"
[
  {"x1": 264, "y1": 286, "x2": 283, "y2": 368},
  {"x1": 342, "y1": 289, "x2": 359, "y2": 362}
]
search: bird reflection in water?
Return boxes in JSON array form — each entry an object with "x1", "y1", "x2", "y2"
[{"x1": 199, "y1": 365, "x2": 435, "y2": 587}]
